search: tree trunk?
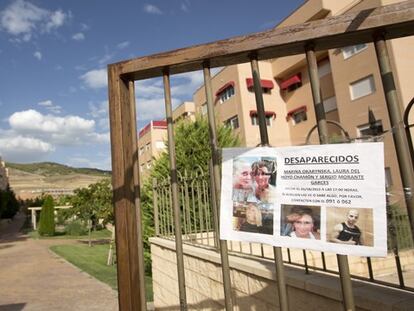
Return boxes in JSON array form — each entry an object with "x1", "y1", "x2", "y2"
[{"x1": 88, "y1": 219, "x2": 92, "y2": 247}]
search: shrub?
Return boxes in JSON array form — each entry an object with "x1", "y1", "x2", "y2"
[
  {"x1": 0, "y1": 186, "x2": 19, "y2": 219},
  {"x1": 38, "y1": 196, "x2": 55, "y2": 236},
  {"x1": 65, "y1": 219, "x2": 88, "y2": 236}
]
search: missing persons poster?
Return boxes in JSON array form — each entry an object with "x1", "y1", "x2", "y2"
[{"x1": 220, "y1": 142, "x2": 387, "y2": 257}]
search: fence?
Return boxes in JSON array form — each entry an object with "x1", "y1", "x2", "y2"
[
  {"x1": 153, "y1": 165, "x2": 414, "y2": 291},
  {"x1": 108, "y1": 2, "x2": 414, "y2": 310}
]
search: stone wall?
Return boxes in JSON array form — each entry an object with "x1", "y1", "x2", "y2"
[{"x1": 150, "y1": 237, "x2": 414, "y2": 311}]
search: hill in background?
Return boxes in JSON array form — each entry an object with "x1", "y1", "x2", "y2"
[
  {"x1": 7, "y1": 162, "x2": 111, "y2": 200},
  {"x1": 6, "y1": 162, "x2": 111, "y2": 177}
]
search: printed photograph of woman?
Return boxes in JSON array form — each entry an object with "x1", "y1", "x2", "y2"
[
  {"x1": 233, "y1": 202, "x2": 273, "y2": 235},
  {"x1": 281, "y1": 205, "x2": 321, "y2": 240},
  {"x1": 232, "y1": 158, "x2": 257, "y2": 203}
]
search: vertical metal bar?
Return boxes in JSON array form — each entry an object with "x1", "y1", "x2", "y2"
[
  {"x1": 306, "y1": 45, "x2": 355, "y2": 311},
  {"x1": 302, "y1": 250, "x2": 309, "y2": 274},
  {"x1": 163, "y1": 70, "x2": 188, "y2": 311},
  {"x1": 367, "y1": 257, "x2": 374, "y2": 281},
  {"x1": 180, "y1": 178, "x2": 188, "y2": 238},
  {"x1": 250, "y1": 55, "x2": 289, "y2": 311},
  {"x1": 160, "y1": 184, "x2": 166, "y2": 236},
  {"x1": 191, "y1": 180, "x2": 198, "y2": 235},
  {"x1": 153, "y1": 178, "x2": 160, "y2": 237},
  {"x1": 197, "y1": 182, "x2": 204, "y2": 239},
  {"x1": 209, "y1": 161, "x2": 220, "y2": 248},
  {"x1": 129, "y1": 81, "x2": 148, "y2": 311},
  {"x1": 203, "y1": 63, "x2": 234, "y2": 311},
  {"x1": 374, "y1": 34, "x2": 414, "y2": 241},
  {"x1": 166, "y1": 185, "x2": 174, "y2": 236},
  {"x1": 321, "y1": 252, "x2": 327, "y2": 271},
  {"x1": 305, "y1": 45, "x2": 329, "y2": 144},
  {"x1": 250, "y1": 55, "x2": 269, "y2": 145},
  {"x1": 387, "y1": 194, "x2": 405, "y2": 287},
  {"x1": 184, "y1": 176, "x2": 192, "y2": 240}
]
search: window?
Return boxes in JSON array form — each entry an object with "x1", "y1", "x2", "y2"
[
  {"x1": 246, "y1": 78, "x2": 274, "y2": 94},
  {"x1": 224, "y1": 115, "x2": 239, "y2": 129},
  {"x1": 323, "y1": 96, "x2": 337, "y2": 113},
  {"x1": 385, "y1": 167, "x2": 393, "y2": 187},
  {"x1": 140, "y1": 164, "x2": 144, "y2": 172},
  {"x1": 280, "y1": 74, "x2": 302, "y2": 92},
  {"x1": 146, "y1": 161, "x2": 152, "y2": 169},
  {"x1": 291, "y1": 109, "x2": 307, "y2": 124},
  {"x1": 219, "y1": 86, "x2": 235, "y2": 103},
  {"x1": 145, "y1": 143, "x2": 151, "y2": 151},
  {"x1": 350, "y1": 75, "x2": 375, "y2": 100},
  {"x1": 318, "y1": 59, "x2": 331, "y2": 78},
  {"x1": 201, "y1": 102, "x2": 207, "y2": 115},
  {"x1": 357, "y1": 120, "x2": 383, "y2": 137},
  {"x1": 155, "y1": 141, "x2": 165, "y2": 149},
  {"x1": 342, "y1": 44, "x2": 367, "y2": 59},
  {"x1": 286, "y1": 106, "x2": 307, "y2": 125},
  {"x1": 139, "y1": 147, "x2": 144, "y2": 155},
  {"x1": 251, "y1": 115, "x2": 272, "y2": 126}
]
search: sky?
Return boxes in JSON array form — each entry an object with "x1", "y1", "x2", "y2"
[{"x1": 0, "y1": 0, "x2": 304, "y2": 170}]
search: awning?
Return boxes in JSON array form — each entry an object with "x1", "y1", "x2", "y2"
[
  {"x1": 215, "y1": 81, "x2": 235, "y2": 96},
  {"x1": 286, "y1": 105, "x2": 307, "y2": 121},
  {"x1": 249, "y1": 110, "x2": 276, "y2": 118},
  {"x1": 280, "y1": 74, "x2": 301, "y2": 90},
  {"x1": 246, "y1": 78, "x2": 274, "y2": 90}
]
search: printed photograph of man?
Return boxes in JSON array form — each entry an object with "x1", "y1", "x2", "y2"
[
  {"x1": 281, "y1": 205, "x2": 321, "y2": 240},
  {"x1": 327, "y1": 207, "x2": 373, "y2": 246}
]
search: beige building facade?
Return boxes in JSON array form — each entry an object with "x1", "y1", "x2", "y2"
[
  {"x1": 138, "y1": 102, "x2": 196, "y2": 179},
  {"x1": 191, "y1": 0, "x2": 412, "y2": 194},
  {"x1": 139, "y1": 0, "x2": 414, "y2": 193},
  {"x1": 138, "y1": 120, "x2": 168, "y2": 178},
  {"x1": 0, "y1": 157, "x2": 9, "y2": 191}
]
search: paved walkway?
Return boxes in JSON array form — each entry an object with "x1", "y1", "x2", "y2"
[{"x1": 0, "y1": 212, "x2": 118, "y2": 311}]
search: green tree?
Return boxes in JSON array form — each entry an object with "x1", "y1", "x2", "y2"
[
  {"x1": 139, "y1": 116, "x2": 239, "y2": 274},
  {"x1": 0, "y1": 185, "x2": 19, "y2": 219},
  {"x1": 150, "y1": 116, "x2": 239, "y2": 179},
  {"x1": 38, "y1": 195, "x2": 55, "y2": 236},
  {"x1": 68, "y1": 179, "x2": 113, "y2": 246}
]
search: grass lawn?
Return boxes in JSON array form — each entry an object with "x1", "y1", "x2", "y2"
[{"x1": 50, "y1": 244, "x2": 153, "y2": 301}]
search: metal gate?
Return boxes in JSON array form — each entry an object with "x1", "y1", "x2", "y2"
[{"x1": 107, "y1": 2, "x2": 414, "y2": 310}]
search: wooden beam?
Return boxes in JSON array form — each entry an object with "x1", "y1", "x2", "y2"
[
  {"x1": 108, "y1": 66, "x2": 142, "y2": 311},
  {"x1": 111, "y1": 0, "x2": 414, "y2": 80}
]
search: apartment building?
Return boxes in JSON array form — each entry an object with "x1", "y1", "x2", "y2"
[
  {"x1": 0, "y1": 157, "x2": 9, "y2": 191},
  {"x1": 191, "y1": 0, "x2": 412, "y2": 193},
  {"x1": 138, "y1": 102, "x2": 196, "y2": 179},
  {"x1": 139, "y1": 0, "x2": 413, "y2": 193}
]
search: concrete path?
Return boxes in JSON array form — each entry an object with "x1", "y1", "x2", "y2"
[{"x1": 0, "y1": 212, "x2": 119, "y2": 311}]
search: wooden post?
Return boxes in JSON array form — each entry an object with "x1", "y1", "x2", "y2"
[{"x1": 108, "y1": 65, "x2": 142, "y2": 311}]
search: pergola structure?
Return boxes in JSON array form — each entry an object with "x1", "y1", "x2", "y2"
[{"x1": 28, "y1": 205, "x2": 72, "y2": 230}]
